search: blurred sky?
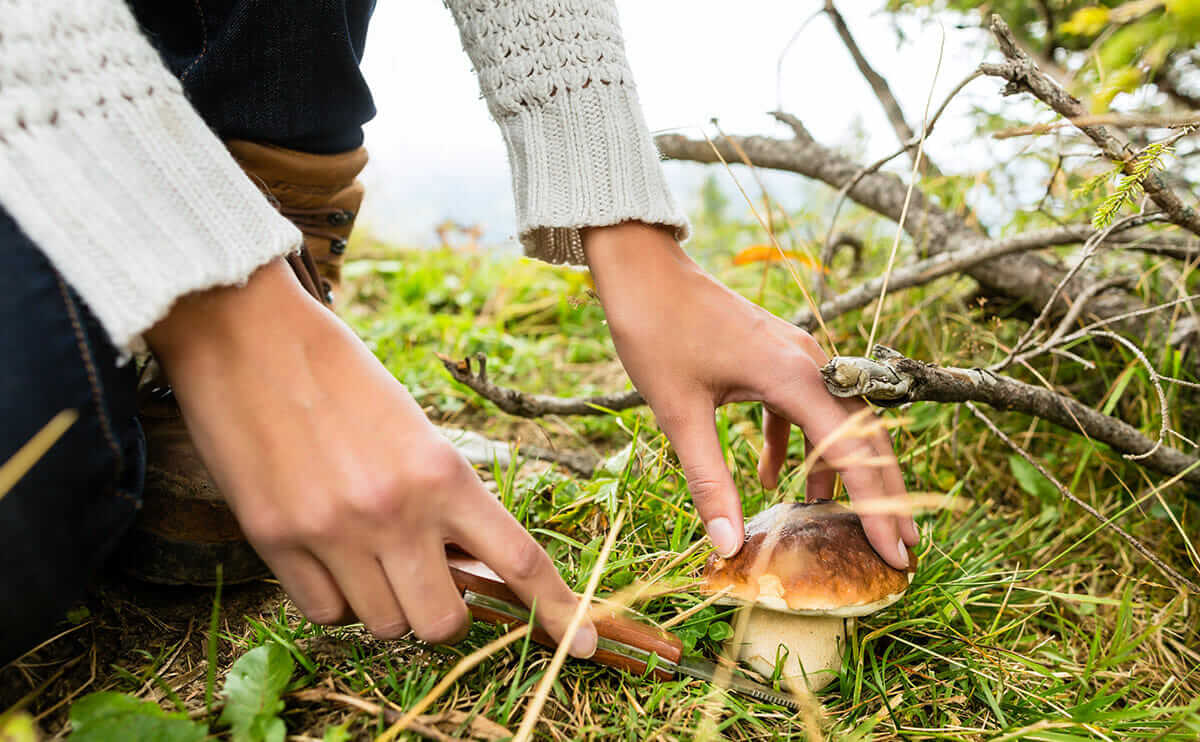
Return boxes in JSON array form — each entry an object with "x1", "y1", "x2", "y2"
[{"x1": 357, "y1": 1, "x2": 1003, "y2": 246}]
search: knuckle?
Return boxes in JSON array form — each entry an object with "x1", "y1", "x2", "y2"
[
  {"x1": 507, "y1": 538, "x2": 551, "y2": 583},
  {"x1": 681, "y1": 466, "x2": 724, "y2": 502},
  {"x1": 414, "y1": 607, "x2": 468, "y2": 644},
  {"x1": 303, "y1": 602, "x2": 348, "y2": 626},
  {"x1": 367, "y1": 618, "x2": 411, "y2": 640},
  {"x1": 405, "y1": 443, "x2": 468, "y2": 496},
  {"x1": 798, "y1": 333, "x2": 826, "y2": 361}
]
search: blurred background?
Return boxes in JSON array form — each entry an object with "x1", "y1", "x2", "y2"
[{"x1": 356, "y1": 1, "x2": 992, "y2": 248}]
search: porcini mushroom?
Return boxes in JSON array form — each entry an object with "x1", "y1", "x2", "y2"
[{"x1": 703, "y1": 501, "x2": 915, "y2": 691}]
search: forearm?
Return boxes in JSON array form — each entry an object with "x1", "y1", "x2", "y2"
[{"x1": 444, "y1": 1, "x2": 689, "y2": 264}]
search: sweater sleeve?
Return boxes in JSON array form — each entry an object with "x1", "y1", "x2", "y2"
[
  {"x1": 444, "y1": 0, "x2": 690, "y2": 264},
  {"x1": 0, "y1": 0, "x2": 302, "y2": 354}
]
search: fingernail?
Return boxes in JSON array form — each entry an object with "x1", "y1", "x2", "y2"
[
  {"x1": 570, "y1": 625, "x2": 598, "y2": 659},
  {"x1": 897, "y1": 538, "x2": 910, "y2": 569},
  {"x1": 708, "y1": 517, "x2": 739, "y2": 558}
]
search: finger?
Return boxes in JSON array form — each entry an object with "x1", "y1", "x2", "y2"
[
  {"x1": 765, "y1": 384, "x2": 909, "y2": 570},
  {"x1": 868, "y1": 421, "x2": 920, "y2": 546},
  {"x1": 452, "y1": 494, "x2": 596, "y2": 659},
  {"x1": 317, "y1": 549, "x2": 411, "y2": 640},
  {"x1": 382, "y1": 536, "x2": 470, "y2": 645},
  {"x1": 757, "y1": 405, "x2": 791, "y2": 490},
  {"x1": 657, "y1": 399, "x2": 744, "y2": 558},
  {"x1": 258, "y1": 546, "x2": 353, "y2": 626},
  {"x1": 803, "y1": 436, "x2": 836, "y2": 502}
]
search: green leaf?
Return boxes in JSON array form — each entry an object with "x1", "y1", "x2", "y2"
[
  {"x1": 68, "y1": 693, "x2": 206, "y2": 742},
  {"x1": 0, "y1": 711, "x2": 38, "y2": 742},
  {"x1": 1008, "y1": 455, "x2": 1058, "y2": 501},
  {"x1": 219, "y1": 644, "x2": 295, "y2": 742},
  {"x1": 1060, "y1": 6, "x2": 1110, "y2": 36},
  {"x1": 323, "y1": 723, "x2": 352, "y2": 742},
  {"x1": 707, "y1": 621, "x2": 734, "y2": 642}
]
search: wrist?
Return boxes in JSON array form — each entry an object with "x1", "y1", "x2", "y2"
[
  {"x1": 582, "y1": 221, "x2": 697, "y2": 298},
  {"x1": 145, "y1": 258, "x2": 319, "y2": 372}
]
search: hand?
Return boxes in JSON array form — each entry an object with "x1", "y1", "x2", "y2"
[
  {"x1": 583, "y1": 223, "x2": 918, "y2": 569},
  {"x1": 146, "y1": 259, "x2": 596, "y2": 656}
]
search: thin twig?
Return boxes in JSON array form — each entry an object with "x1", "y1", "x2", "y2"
[
  {"x1": 815, "y1": 69, "x2": 982, "y2": 301},
  {"x1": 966, "y1": 402, "x2": 1200, "y2": 594},
  {"x1": 376, "y1": 625, "x2": 531, "y2": 741},
  {"x1": 997, "y1": 212, "x2": 1169, "y2": 370},
  {"x1": 865, "y1": 24, "x2": 945, "y2": 352},
  {"x1": 981, "y1": 15, "x2": 1200, "y2": 237}
]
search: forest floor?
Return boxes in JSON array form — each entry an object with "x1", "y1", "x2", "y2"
[{"x1": 3, "y1": 229, "x2": 1199, "y2": 740}]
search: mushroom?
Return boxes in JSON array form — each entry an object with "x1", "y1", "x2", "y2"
[{"x1": 703, "y1": 501, "x2": 915, "y2": 691}]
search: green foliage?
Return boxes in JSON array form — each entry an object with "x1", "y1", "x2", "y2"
[
  {"x1": 218, "y1": 643, "x2": 295, "y2": 742},
  {"x1": 322, "y1": 723, "x2": 351, "y2": 742},
  {"x1": 0, "y1": 712, "x2": 37, "y2": 742},
  {"x1": 67, "y1": 693, "x2": 206, "y2": 742},
  {"x1": 1091, "y1": 135, "x2": 1174, "y2": 227},
  {"x1": 1008, "y1": 454, "x2": 1058, "y2": 500}
]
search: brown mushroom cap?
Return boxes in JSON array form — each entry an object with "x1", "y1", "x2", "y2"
[{"x1": 703, "y1": 501, "x2": 915, "y2": 617}]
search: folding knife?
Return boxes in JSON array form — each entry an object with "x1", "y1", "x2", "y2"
[{"x1": 446, "y1": 553, "x2": 798, "y2": 710}]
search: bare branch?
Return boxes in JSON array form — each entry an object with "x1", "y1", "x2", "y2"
[
  {"x1": 655, "y1": 130, "x2": 1180, "y2": 344},
  {"x1": 819, "y1": 345, "x2": 1200, "y2": 491},
  {"x1": 794, "y1": 221, "x2": 1157, "y2": 331},
  {"x1": 770, "y1": 110, "x2": 814, "y2": 142},
  {"x1": 966, "y1": 402, "x2": 1200, "y2": 595},
  {"x1": 823, "y1": 0, "x2": 941, "y2": 177},
  {"x1": 439, "y1": 354, "x2": 643, "y2": 417},
  {"x1": 998, "y1": 213, "x2": 1170, "y2": 370},
  {"x1": 994, "y1": 111, "x2": 1200, "y2": 139},
  {"x1": 981, "y1": 14, "x2": 1200, "y2": 237}
]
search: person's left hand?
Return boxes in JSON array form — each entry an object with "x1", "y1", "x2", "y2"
[{"x1": 583, "y1": 222, "x2": 918, "y2": 568}]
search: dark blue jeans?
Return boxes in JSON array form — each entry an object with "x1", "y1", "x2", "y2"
[{"x1": 0, "y1": 0, "x2": 376, "y2": 664}]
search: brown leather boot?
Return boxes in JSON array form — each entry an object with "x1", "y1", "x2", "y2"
[
  {"x1": 227, "y1": 140, "x2": 368, "y2": 304},
  {"x1": 118, "y1": 143, "x2": 367, "y2": 586}
]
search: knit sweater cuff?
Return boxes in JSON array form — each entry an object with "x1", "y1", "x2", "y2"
[
  {"x1": 0, "y1": 1, "x2": 301, "y2": 354},
  {"x1": 497, "y1": 84, "x2": 690, "y2": 265},
  {"x1": 0, "y1": 96, "x2": 301, "y2": 354}
]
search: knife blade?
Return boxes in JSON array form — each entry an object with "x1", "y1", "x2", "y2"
[{"x1": 446, "y1": 552, "x2": 798, "y2": 710}]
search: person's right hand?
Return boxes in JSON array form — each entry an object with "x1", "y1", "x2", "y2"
[{"x1": 145, "y1": 258, "x2": 597, "y2": 657}]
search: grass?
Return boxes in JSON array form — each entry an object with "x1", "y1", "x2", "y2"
[{"x1": 2, "y1": 200, "x2": 1199, "y2": 740}]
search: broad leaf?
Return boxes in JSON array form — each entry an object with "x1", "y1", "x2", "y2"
[
  {"x1": 1008, "y1": 455, "x2": 1058, "y2": 501},
  {"x1": 68, "y1": 692, "x2": 206, "y2": 742},
  {"x1": 219, "y1": 643, "x2": 295, "y2": 742}
]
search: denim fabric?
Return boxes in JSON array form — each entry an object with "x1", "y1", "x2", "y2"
[
  {"x1": 0, "y1": 206, "x2": 145, "y2": 665},
  {"x1": 128, "y1": 0, "x2": 378, "y2": 154}
]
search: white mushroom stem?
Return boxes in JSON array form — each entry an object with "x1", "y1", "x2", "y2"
[{"x1": 737, "y1": 609, "x2": 851, "y2": 692}]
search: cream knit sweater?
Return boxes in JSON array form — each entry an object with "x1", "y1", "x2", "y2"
[{"x1": 0, "y1": 0, "x2": 687, "y2": 353}]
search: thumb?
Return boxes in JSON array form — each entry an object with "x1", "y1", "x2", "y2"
[{"x1": 658, "y1": 401, "x2": 744, "y2": 558}]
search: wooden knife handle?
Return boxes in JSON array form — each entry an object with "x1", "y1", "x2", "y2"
[{"x1": 447, "y1": 554, "x2": 683, "y2": 681}]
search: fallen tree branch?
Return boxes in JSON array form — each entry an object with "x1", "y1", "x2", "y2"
[
  {"x1": 980, "y1": 15, "x2": 1200, "y2": 238},
  {"x1": 794, "y1": 220, "x2": 1162, "y2": 331},
  {"x1": 819, "y1": 345, "x2": 1200, "y2": 491},
  {"x1": 439, "y1": 353, "x2": 644, "y2": 417},
  {"x1": 654, "y1": 130, "x2": 1171, "y2": 343},
  {"x1": 965, "y1": 402, "x2": 1200, "y2": 595},
  {"x1": 437, "y1": 219, "x2": 1193, "y2": 424}
]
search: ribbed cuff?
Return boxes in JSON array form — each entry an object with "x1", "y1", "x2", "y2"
[
  {"x1": 496, "y1": 84, "x2": 690, "y2": 265},
  {"x1": 0, "y1": 70, "x2": 300, "y2": 354}
]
